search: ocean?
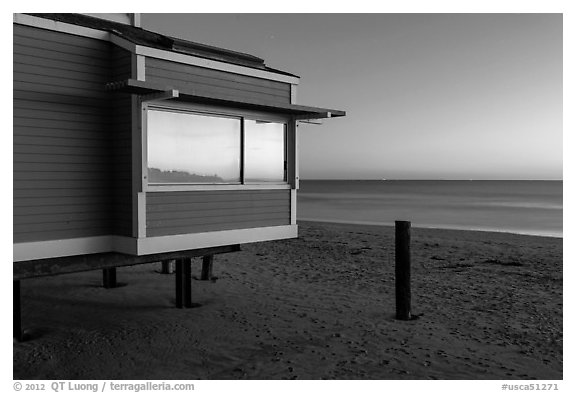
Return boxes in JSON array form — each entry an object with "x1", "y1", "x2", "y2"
[{"x1": 297, "y1": 180, "x2": 563, "y2": 238}]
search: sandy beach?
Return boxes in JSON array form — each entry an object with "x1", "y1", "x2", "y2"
[{"x1": 13, "y1": 221, "x2": 562, "y2": 380}]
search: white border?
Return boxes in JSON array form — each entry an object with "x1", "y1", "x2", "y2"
[
  {"x1": 137, "y1": 192, "x2": 147, "y2": 238},
  {"x1": 13, "y1": 225, "x2": 298, "y2": 261},
  {"x1": 13, "y1": 236, "x2": 134, "y2": 262},
  {"x1": 13, "y1": 13, "x2": 110, "y2": 41},
  {"x1": 290, "y1": 189, "x2": 297, "y2": 225},
  {"x1": 136, "y1": 225, "x2": 297, "y2": 255},
  {"x1": 146, "y1": 184, "x2": 291, "y2": 192},
  {"x1": 136, "y1": 55, "x2": 146, "y2": 81},
  {"x1": 290, "y1": 84, "x2": 298, "y2": 103}
]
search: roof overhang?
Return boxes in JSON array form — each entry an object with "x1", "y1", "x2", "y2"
[
  {"x1": 14, "y1": 14, "x2": 301, "y2": 85},
  {"x1": 106, "y1": 79, "x2": 345, "y2": 120}
]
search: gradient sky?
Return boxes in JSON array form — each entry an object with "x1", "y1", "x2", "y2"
[{"x1": 142, "y1": 13, "x2": 562, "y2": 180}]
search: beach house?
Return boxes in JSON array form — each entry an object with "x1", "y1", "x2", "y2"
[{"x1": 13, "y1": 13, "x2": 345, "y2": 338}]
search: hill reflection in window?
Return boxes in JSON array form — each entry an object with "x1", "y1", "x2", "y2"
[
  {"x1": 245, "y1": 120, "x2": 286, "y2": 183},
  {"x1": 147, "y1": 109, "x2": 241, "y2": 183},
  {"x1": 148, "y1": 168, "x2": 225, "y2": 183}
]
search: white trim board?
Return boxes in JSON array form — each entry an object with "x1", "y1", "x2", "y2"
[
  {"x1": 136, "y1": 225, "x2": 297, "y2": 255},
  {"x1": 13, "y1": 236, "x2": 136, "y2": 263},
  {"x1": 13, "y1": 225, "x2": 297, "y2": 262},
  {"x1": 136, "y1": 55, "x2": 146, "y2": 81},
  {"x1": 13, "y1": 13, "x2": 299, "y2": 85},
  {"x1": 146, "y1": 184, "x2": 291, "y2": 192},
  {"x1": 13, "y1": 13, "x2": 110, "y2": 41},
  {"x1": 290, "y1": 189, "x2": 297, "y2": 225},
  {"x1": 290, "y1": 84, "x2": 298, "y2": 104}
]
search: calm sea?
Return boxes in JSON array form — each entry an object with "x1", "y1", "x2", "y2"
[{"x1": 298, "y1": 180, "x2": 563, "y2": 238}]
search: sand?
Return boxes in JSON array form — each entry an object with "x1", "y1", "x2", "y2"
[{"x1": 13, "y1": 221, "x2": 563, "y2": 380}]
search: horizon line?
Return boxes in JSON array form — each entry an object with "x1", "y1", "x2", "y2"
[{"x1": 300, "y1": 178, "x2": 563, "y2": 181}]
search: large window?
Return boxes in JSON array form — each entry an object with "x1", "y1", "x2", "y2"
[
  {"x1": 147, "y1": 107, "x2": 286, "y2": 185},
  {"x1": 147, "y1": 109, "x2": 241, "y2": 183}
]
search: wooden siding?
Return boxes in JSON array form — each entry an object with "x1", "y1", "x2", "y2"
[
  {"x1": 146, "y1": 190, "x2": 291, "y2": 237},
  {"x1": 111, "y1": 46, "x2": 132, "y2": 83},
  {"x1": 110, "y1": 46, "x2": 134, "y2": 237},
  {"x1": 145, "y1": 58, "x2": 292, "y2": 105},
  {"x1": 13, "y1": 24, "x2": 116, "y2": 243}
]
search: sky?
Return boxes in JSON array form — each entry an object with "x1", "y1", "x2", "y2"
[{"x1": 143, "y1": 13, "x2": 563, "y2": 180}]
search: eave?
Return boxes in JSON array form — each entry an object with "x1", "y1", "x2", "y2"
[{"x1": 106, "y1": 79, "x2": 346, "y2": 120}]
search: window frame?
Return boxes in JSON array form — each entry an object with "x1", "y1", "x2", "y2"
[{"x1": 142, "y1": 101, "x2": 292, "y2": 192}]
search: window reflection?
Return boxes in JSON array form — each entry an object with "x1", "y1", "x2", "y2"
[
  {"x1": 245, "y1": 120, "x2": 286, "y2": 183},
  {"x1": 147, "y1": 109, "x2": 241, "y2": 183}
]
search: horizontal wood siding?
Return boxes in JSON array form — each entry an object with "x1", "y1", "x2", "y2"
[
  {"x1": 146, "y1": 190, "x2": 291, "y2": 237},
  {"x1": 111, "y1": 46, "x2": 132, "y2": 83},
  {"x1": 111, "y1": 46, "x2": 134, "y2": 236},
  {"x1": 13, "y1": 24, "x2": 115, "y2": 243},
  {"x1": 146, "y1": 58, "x2": 291, "y2": 105}
]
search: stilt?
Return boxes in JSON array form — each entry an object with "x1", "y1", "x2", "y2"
[
  {"x1": 161, "y1": 260, "x2": 175, "y2": 274},
  {"x1": 102, "y1": 267, "x2": 117, "y2": 289},
  {"x1": 395, "y1": 221, "x2": 412, "y2": 320},
  {"x1": 14, "y1": 280, "x2": 23, "y2": 342},
  {"x1": 175, "y1": 258, "x2": 192, "y2": 308},
  {"x1": 200, "y1": 255, "x2": 214, "y2": 281}
]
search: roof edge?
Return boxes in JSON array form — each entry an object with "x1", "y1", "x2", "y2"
[
  {"x1": 24, "y1": 13, "x2": 299, "y2": 78},
  {"x1": 107, "y1": 79, "x2": 345, "y2": 119}
]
